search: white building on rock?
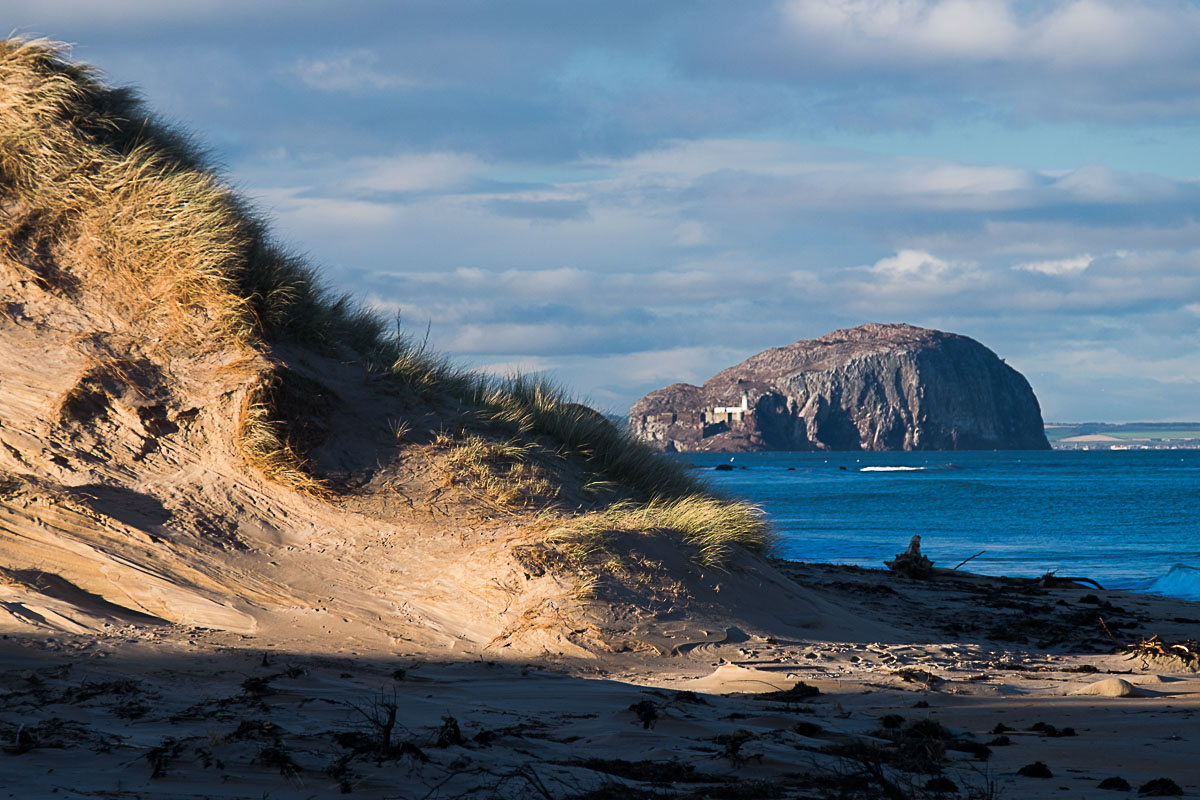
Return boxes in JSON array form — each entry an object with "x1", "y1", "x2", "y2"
[{"x1": 706, "y1": 393, "x2": 750, "y2": 423}]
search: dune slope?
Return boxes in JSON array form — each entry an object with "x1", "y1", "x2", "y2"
[{"x1": 0, "y1": 38, "x2": 857, "y2": 660}]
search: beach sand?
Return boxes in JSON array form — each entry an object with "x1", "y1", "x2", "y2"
[{"x1": 3, "y1": 562, "x2": 1198, "y2": 799}]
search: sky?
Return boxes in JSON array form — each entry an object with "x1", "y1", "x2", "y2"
[{"x1": 9, "y1": 0, "x2": 1200, "y2": 421}]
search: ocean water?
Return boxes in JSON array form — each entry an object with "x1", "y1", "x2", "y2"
[{"x1": 675, "y1": 450, "x2": 1200, "y2": 601}]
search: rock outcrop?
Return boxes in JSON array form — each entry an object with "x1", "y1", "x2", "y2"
[{"x1": 630, "y1": 323, "x2": 1050, "y2": 452}]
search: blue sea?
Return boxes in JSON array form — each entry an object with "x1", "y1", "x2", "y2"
[{"x1": 676, "y1": 450, "x2": 1200, "y2": 602}]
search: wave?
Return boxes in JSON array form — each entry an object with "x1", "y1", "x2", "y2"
[
  {"x1": 1145, "y1": 564, "x2": 1200, "y2": 602},
  {"x1": 859, "y1": 466, "x2": 925, "y2": 472}
]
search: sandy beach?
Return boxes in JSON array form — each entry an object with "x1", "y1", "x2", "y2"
[{"x1": 4, "y1": 562, "x2": 1199, "y2": 799}]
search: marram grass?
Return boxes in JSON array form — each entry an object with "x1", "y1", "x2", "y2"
[
  {"x1": 549, "y1": 495, "x2": 771, "y2": 568},
  {"x1": 0, "y1": 37, "x2": 389, "y2": 353},
  {"x1": 439, "y1": 434, "x2": 560, "y2": 510},
  {"x1": 238, "y1": 393, "x2": 329, "y2": 498}
]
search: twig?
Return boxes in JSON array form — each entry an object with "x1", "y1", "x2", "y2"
[{"x1": 953, "y1": 551, "x2": 986, "y2": 570}]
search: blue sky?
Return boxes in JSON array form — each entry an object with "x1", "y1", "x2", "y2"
[{"x1": 11, "y1": 0, "x2": 1200, "y2": 421}]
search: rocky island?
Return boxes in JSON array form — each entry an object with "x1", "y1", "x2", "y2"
[{"x1": 630, "y1": 323, "x2": 1050, "y2": 452}]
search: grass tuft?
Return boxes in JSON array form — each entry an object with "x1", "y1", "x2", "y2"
[
  {"x1": 438, "y1": 434, "x2": 560, "y2": 510},
  {"x1": 471, "y1": 375, "x2": 697, "y2": 500},
  {"x1": 238, "y1": 389, "x2": 328, "y2": 498},
  {"x1": 550, "y1": 494, "x2": 771, "y2": 568}
]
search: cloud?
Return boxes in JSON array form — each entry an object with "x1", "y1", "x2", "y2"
[
  {"x1": 1050, "y1": 165, "x2": 1184, "y2": 204},
  {"x1": 292, "y1": 50, "x2": 422, "y2": 93},
  {"x1": 1014, "y1": 255, "x2": 1093, "y2": 275},
  {"x1": 246, "y1": 140, "x2": 1200, "y2": 375},
  {"x1": 1031, "y1": 0, "x2": 1190, "y2": 69},
  {"x1": 250, "y1": 188, "x2": 397, "y2": 229},
  {"x1": 5, "y1": 0, "x2": 298, "y2": 27},
  {"x1": 868, "y1": 249, "x2": 958, "y2": 278},
  {"x1": 341, "y1": 152, "x2": 487, "y2": 194},
  {"x1": 1025, "y1": 346, "x2": 1200, "y2": 386},
  {"x1": 780, "y1": 0, "x2": 1022, "y2": 62},
  {"x1": 673, "y1": 220, "x2": 709, "y2": 246},
  {"x1": 662, "y1": 0, "x2": 1200, "y2": 127},
  {"x1": 473, "y1": 357, "x2": 556, "y2": 378},
  {"x1": 461, "y1": 346, "x2": 761, "y2": 414},
  {"x1": 778, "y1": 0, "x2": 1200, "y2": 70}
]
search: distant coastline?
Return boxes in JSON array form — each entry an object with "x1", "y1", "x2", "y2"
[{"x1": 1046, "y1": 421, "x2": 1200, "y2": 450}]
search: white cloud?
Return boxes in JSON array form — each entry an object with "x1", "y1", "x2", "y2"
[
  {"x1": 896, "y1": 163, "x2": 1034, "y2": 197},
  {"x1": 342, "y1": 152, "x2": 486, "y2": 194},
  {"x1": 249, "y1": 140, "x2": 1200, "y2": 261},
  {"x1": 599, "y1": 346, "x2": 751, "y2": 385},
  {"x1": 1031, "y1": 0, "x2": 1190, "y2": 68},
  {"x1": 598, "y1": 139, "x2": 1045, "y2": 214},
  {"x1": 501, "y1": 267, "x2": 592, "y2": 295},
  {"x1": 1050, "y1": 165, "x2": 1184, "y2": 203},
  {"x1": 381, "y1": 266, "x2": 781, "y2": 307},
  {"x1": 238, "y1": 136, "x2": 1200, "y2": 417},
  {"x1": 782, "y1": 0, "x2": 1021, "y2": 62},
  {"x1": 249, "y1": 187, "x2": 397, "y2": 228},
  {"x1": 293, "y1": 50, "x2": 422, "y2": 93},
  {"x1": 779, "y1": 0, "x2": 1200, "y2": 70},
  {"x1": 1014, "y1": 255, "x2": 1093, "y2": 275},
  {"x1": 6, "y1": 0, "x2": 295, "y2": 25},
  {"x1": 441, "y1": 322, "x2": 590, "y2": 354},
  {"x1": 1024, "y1": 346, "x2": 1200, "y2": 385},
  {"x1": 868, "y1": 249, "x2": 957, "y2": 278}
]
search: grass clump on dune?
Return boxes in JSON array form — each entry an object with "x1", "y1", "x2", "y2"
[
  {"x1": 239, "y1": 395, "x2": 329, "y2": 498},
  {"x1": 0, "y1": 38, "x2": 388, "y2": 353},
  {"x1": 437, "y1": 434, "x2": 561, "y2": 510},
  {"x1": 0, "y1": 37, "x2": 402, "y2": 487},
  {"x1": 471, "y1": 375, "x2": 698, "y2": 500},
  {"x1": 549, "y1": 495, "x2": 770, "y2": 568},
  {"x1": 0, "y1": 38, "x2": 770, "y2": 565}
]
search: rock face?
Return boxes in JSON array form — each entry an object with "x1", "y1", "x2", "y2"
[{"x1": 629, "y1": 323, "x2": 1050, "y2": 452}]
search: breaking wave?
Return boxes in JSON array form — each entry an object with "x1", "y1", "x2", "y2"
[
  {"x1": 859, "y1": 466, "x2": 926, "y2": 472},
  {"x1": 1145, "y1": 565, "x2": 1200, "y2": 602}
]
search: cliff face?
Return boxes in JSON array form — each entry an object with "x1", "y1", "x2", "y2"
[{"x1": 630, "y1": 324, "x2": 1050, "y2": 452}]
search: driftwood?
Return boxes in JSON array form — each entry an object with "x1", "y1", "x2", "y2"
[
  {"x1": 1032, "y1": 571, "x2": 1104, "y2": 591},
  {"x1": 952, "y1": 550, "x2": 985, "y2": 570},
  {"x1": 884, "y1": 535, "x2": 934, "y2": 579},
  {"x1": 1119, "y1": 635, "x2": 1200, "y2": 666}
]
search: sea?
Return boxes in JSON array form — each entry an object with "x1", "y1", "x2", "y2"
[{"x1": 675, "y1": 450, "x2": 1200, "y2": 602}]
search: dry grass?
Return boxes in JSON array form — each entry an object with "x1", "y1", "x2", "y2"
[
  {"x1": 238, "y1": 389, "x2": 328, "y2": 498},
  {"x1": 471, "y1": 376, "x2": 697, "y2": 499},
  {"x1": 437, "y1": 434, "x2": 561, "y2": 510},
  {"x1": 0, "y1": 41, "x2": 248, "y2": 344},
  {"x1": 0, "y1": 38, "x2": 377, "y2": 487},
  {"x1": 549, "y1": 494, "x2": 771, "y2": 568},
  {"x1": 0, "y1": 38, "x2": 389, "y2": 354}
]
